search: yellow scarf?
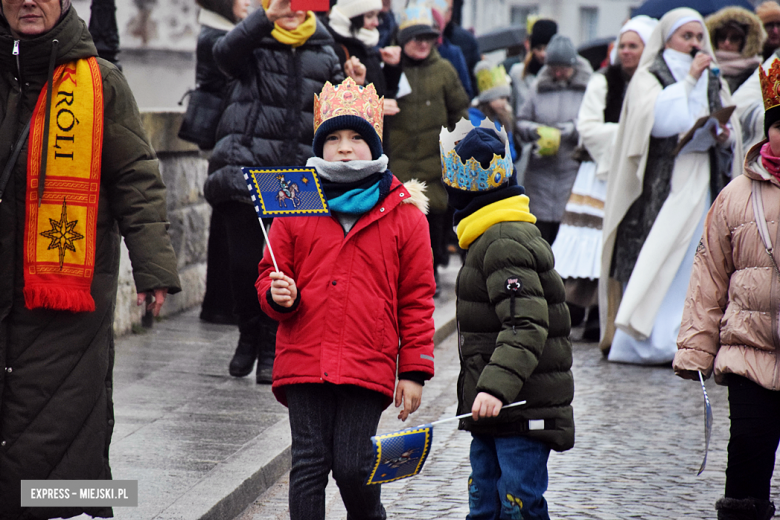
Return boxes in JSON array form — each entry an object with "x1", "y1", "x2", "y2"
[
  {"x1": 23, "y1": 58, "x2": 103, "y2": 312},
  {"x1": 456, "y1": 195, "x2": 537, "y2": 249},
  {"x1": 261, "y1": 1, "x2": 317, "y2": 47}
]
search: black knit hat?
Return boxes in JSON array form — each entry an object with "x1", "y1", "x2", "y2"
[
  {"x1": 312, "y1": 115, "x2": 383, "y2": 160},
  {"x1": 766, "y1": 106, "x2": 780, "y2": 138},
  {"x1": 530, "y1": 19, "x2": 557, "y2": 49}
]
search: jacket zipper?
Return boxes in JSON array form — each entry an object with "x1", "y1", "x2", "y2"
[{"x1": 13, "y1": 40, "x2": 22, "y2": 94}]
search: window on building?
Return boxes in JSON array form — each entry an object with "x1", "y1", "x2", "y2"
[
  {"x1": 580, "y1": 6, "x2": 599, "y2": 43},
  {"x1": 511, "y1": 5, "x2": 539, "y2": 29}
]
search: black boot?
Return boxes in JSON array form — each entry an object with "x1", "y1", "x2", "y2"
[
  {"x1": 567, "y1": 302, "x2": 586, "y2": 328},
  {"x1": 228, "y1": 339, "x2": 257, "y2": 377},
  {"x1": 716, "y1": 497, "x2": 776, "y2": 520},
  {"x1": 256, "y1": 322, "x2": 277, "y2": 384},
  {"x1": 582, "y1": 305, "x2": 601, "y2": 342}
]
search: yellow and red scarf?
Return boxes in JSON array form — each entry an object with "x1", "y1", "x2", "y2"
[{"x1": 23, "y1": 57, "x2": 103, "y2": 312}]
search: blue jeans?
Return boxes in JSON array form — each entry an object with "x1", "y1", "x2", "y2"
[{"x1": 467, "y1": 434, "x2": 551, "y2": 520}]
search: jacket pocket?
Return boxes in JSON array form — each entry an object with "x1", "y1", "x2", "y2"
[{"x1": 460, "y1": 332, "x2": 499, "y2": 407}]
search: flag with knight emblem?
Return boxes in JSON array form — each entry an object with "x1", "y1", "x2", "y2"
[
  {"x1": 366, "y1": 401, "x2": 526, "y2": 485},
  {"x1": 243, "y1": 166, "x2": 329, "y2": 218},
  {"x1": 366, "y1": 426, "x2": 433, "y2": 485}
]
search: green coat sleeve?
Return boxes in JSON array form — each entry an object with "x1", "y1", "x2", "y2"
[
  {"x1": 100, "y1": 67, "x2": 181, "y2": 294},
  {"x1": 442, "y1": 60, "x2": 470, "y2": 129},
  {"x1": 476, "y1": 236, "x2": 549, "y2": 403}
]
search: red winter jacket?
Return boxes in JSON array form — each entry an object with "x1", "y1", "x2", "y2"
[{"x1": 256, "y1": 177, "x2": 436, "y2": 407}]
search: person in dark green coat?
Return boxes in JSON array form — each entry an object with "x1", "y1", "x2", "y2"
[
  {"x1": 441, "y1": 121, "x2": 574, "y2": 520},
  {"x1": 385, "y1": 4, "x2": 469, "y2": 292},
  {"x1": 0, "y1": 1, "x2": 180, "y2": 518}
]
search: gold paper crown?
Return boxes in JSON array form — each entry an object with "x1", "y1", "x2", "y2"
[
  {"x1": 476, "y1": 64, "x2": 510, "y2": 95},
  {"x1": 313, "y1": 77, "x2": 384, "y2": 140},
  {"x1": 399, "y1": 5, "x2": 435, "y2": 31},
  {"x1": 759, "y1": 59, "x2": 780, "y2": 111},
  {"x1": 440, "y1": 118, "x2": 513, "y2": 192}
]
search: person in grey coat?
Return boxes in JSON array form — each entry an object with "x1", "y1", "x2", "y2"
[{"x1": 516, "y1": 34, "x2": 592, "y2": 244}]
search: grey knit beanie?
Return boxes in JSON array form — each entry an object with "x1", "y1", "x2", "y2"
[{"x1": 545, "y1": 34, "x2": 577, "y2": 66}]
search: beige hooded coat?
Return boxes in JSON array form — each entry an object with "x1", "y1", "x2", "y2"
[{"x1": 674, "y1": 142, "x2": 780, "y2": 389}]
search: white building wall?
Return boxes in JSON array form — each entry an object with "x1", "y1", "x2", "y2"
[{"x1": 461, "y1": 0, "x2": 640, "y2": 46}]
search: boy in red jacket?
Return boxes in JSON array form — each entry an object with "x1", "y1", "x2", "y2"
[{"x1": 255, "y1": 78, "x2": 436, "y2": 520}]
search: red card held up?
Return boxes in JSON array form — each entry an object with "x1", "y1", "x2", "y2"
[{"x1": 290, "y1": 0, "x2": 330, "y2": 11}]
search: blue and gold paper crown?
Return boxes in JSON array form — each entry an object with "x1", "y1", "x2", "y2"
[
  {"x1": 440, "y1": 118, "x2": 514, "y2": 192},
  {"x1": 399, "y1": 4, "x2": 435, "y2": 31}
]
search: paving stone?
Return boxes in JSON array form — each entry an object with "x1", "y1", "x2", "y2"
[{"x1": 235, "y1": 326, "x2": 780, "y2": 520}]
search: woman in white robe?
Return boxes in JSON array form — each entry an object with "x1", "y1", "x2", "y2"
[
  {"x1": 552, "y1": 16, "x2": 657, "y2": 341},
  {"x1": 599, "y1": 8, "x2": 743, "y2": 364}
]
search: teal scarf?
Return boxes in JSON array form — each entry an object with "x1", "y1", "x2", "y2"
[{"x1": 328, "y1": 181, "x2": 383, "y2": 214}]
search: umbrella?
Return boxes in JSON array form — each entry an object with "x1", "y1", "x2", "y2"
[
  {"x1": 578, "y1": 36, "x2": 615, "y2": 71},
  {"x1": 631, "y1": 0, "x2": 754, "y2": 19},
  {"x1": 476, "y1": 26, "x2": 527, "y2": 53}
]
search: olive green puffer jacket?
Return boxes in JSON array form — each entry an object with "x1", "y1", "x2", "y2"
[
  {"x1": 385, "y1": 49, "x2": 469, "y2": 214},
  {"x1": 456, "y1": 220, "x2": 574, "y2": 451}
]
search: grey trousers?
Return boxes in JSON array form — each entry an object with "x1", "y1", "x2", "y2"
[{"x1": 286, "y1": 383, "x2": 387, "y2": 520}]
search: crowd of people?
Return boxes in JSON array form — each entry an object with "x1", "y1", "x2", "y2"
[
  {"x1": 5, "y1": 0, "x2": 780, "y2": 519},
  {"x1": 189, "y1": 0, "x2": 780, "y2": 519}
]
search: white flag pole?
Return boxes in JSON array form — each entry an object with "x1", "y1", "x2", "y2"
[
  {"x1": 256, "y1": 217, "x2": 280, "y2": 274},
  {"x1": 423, "y1": 400, "x2": 526, "y2": 428}
]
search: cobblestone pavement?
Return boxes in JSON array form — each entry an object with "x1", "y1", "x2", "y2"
[{"x1": 236, "y1": 327, "x2": 780, "y2": 520}]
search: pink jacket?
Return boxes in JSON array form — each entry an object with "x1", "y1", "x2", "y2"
[
  {"x1": 674, "y1": 142, "x2": 780, "y2": 389},
  {"x1": 256, "y1": 177, "x2": 436, "y2": 406}
]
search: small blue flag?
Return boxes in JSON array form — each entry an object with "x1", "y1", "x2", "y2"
[
  {"x1": 366, "y1": 425, "x2": 433, "y2": 485},
  {"x1": 243, "y1": 166, "x2": 330, "y2": 218},
  {"x1": 365, "y1": 401, "x2": 526, "y2": 485}
]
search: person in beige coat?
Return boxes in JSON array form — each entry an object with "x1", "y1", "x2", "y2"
[{"x1": 674, "y1": 59, "x2": 780, "y2": 520}]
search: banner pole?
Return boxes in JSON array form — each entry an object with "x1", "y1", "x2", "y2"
[
  {"x1": 425, "y1": 400, "x2": 526, "y2": 428},
  {"x1": 257, "y1": 217, "x2": 279, "y2": 274}
]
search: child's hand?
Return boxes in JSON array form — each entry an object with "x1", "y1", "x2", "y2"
[
  {"x1": 269, "y1": 271, "x2": 297, "y2": 307},
  {"x1": 471, "y1": 392, "x2": 502, "y2": 421},
  {"x1": 395, "y1": 380, "x2": 422, "y2": 422}
]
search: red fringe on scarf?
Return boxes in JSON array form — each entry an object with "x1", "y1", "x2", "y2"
[{"x1": 24, "y1": 285, "x2": 95, "y2": 312}]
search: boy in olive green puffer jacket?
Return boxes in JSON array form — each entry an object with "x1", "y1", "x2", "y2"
[{"x1": 441, "y1": 122, "x2": 574, "y2": 520}]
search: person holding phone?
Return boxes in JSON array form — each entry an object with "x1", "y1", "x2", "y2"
[{"x1": 599, "y1": 8, "x2": 742, "y2": 364}]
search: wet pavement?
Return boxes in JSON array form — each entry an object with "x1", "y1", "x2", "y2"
[
  {"x1": 69, "y1": 249, "x2": 780, "y2": 520},
  {"x1": 235, "y1": 330, "x2": 780, "y2": 520}
]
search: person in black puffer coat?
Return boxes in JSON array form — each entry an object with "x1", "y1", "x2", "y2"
[
  {"x1": 204, "y1": 0, "x2": 344, "y2": 384},
  {"x1": 324, "y1": 0, "x2": 385, "y2": 94},
  {"x1": 194, "y1": 0, "x2": 249, "y2": 327}
]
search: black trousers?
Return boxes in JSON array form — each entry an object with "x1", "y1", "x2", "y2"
[
  {"x1": 535, "y1": 220, "x2": 560, "y2": 245},
  {"x1": 201, "y1": 209, "x2": 235, "y2": 319},
  {"x1": 427, "y1": 211, "x2": 448, "y2": 269},
  {"x1": 213, "y1": 202, "x2": 276, "y2": 343},
  {"x1": 725, "y1": 375, "x2": 780, "y2": 500},
  {"x1": 286, "y1": 383, "x2": 386, "y2": 520}
]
